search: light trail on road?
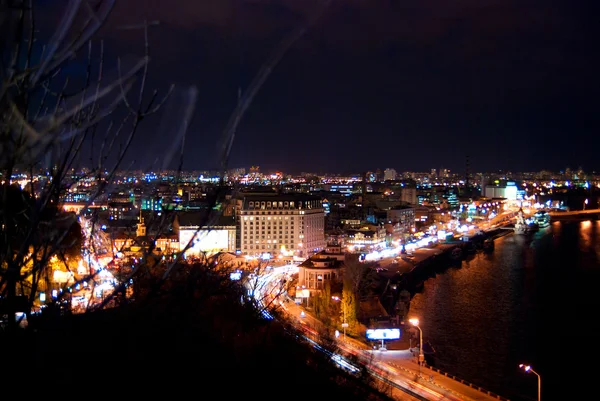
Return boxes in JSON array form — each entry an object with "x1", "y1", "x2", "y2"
[{"x1": 247, "y1": 262, "x2": 466, "y2": 401}]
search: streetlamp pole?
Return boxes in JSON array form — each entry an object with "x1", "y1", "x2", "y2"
[
  {"x1": 333, "y1": 296, "x2": 348, "y2": 341},
  {"x1": 409, "y1": 318, "x2": 424, "y2": 378},
  {"x1": 519, "y1": 364, "x2": 541, "y2": 401},
  {"x1": 341, "y1": 302, "x2": 348, "y2": 341}
]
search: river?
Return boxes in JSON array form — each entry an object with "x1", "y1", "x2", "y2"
[{"x1": 407, "y1": 219, "x2": 599, "y2": 401}]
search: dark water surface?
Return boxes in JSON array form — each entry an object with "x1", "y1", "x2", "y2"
[{"x1": 408, "y1": 220, "x2": 600, "y2": 401}]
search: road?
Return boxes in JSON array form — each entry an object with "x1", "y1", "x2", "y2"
[
  {"x1": 285, "y1": 298, "x2": 507, "y2": 400},
  {"x1": 252, "y1": 254, "x2": 509, "y2": 401},
  {"x1": 370, "y1": 350, "x2": 507, "y2": 401},
  {"x1": 279, "y1": 297, "x2": 505, "y2": 401}
]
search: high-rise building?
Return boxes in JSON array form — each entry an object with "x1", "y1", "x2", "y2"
[
  {"x1": 236, "y1": 192, "x2": 325, "y2": 258},
  {"x1": 384, "y1": 168, "x2": 397, "y2": 181},
  {"x1": 400, "y1": 186, "x2": 417, "y2": 205}
]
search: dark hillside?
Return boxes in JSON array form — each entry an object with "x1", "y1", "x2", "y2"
[{"x1": 3, "y1": 270, "x2": 394, "y2": 401}]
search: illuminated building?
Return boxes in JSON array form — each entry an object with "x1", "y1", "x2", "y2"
[
  {"x1": 112, "y1": 214, "x2": 179, "y2": 256},
  {"x1": 177, "y1": 226, "x2": 236, "y2": 256},
  {"x1": 236, "y1": 192, "x2": 325, "y2": 257},
  {"x1": 383, "y1": 168, "x2": 397, "y2": 181},
  {"x1": 297, "y1": 242, "x2": 346, "y2": 292},
  {"x1": 174, "y1": 212, "x2": 236, "y2": 257},
  {"x1": 344, "y1": 224, "x2": 387, "y2": 251},
  {"x1": 386, "y1": 206, "x2": 416, "y2": 241},
  {"x1": 484, "y1": 180, "x2": 518, "y2": 200}
]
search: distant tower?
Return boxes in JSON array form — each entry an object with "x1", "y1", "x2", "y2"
[
  {"x1": 136, "y1": 210, "x2": 147, "y2": 237},
  {"x1": 362, "y1": 171, "x2": 368, "y2": 221}
]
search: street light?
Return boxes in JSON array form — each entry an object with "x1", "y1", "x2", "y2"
[
  {"x1": 332, "y1": 296, "x2": 348, "y2": 341},
  {"x1": 409, "y1": 318, "x2": 424, "y2": 377},
  {"x1": 341, "y1": 306, "x2": 348, "y2": 341},
  {"x1": 519, "y1": 364, "x2": 541, "y2": 401}
]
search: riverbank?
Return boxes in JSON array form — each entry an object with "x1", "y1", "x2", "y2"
[
  {"x1": 374, "y1": 228, "x2": 514, "y2": 283},
  {"x1": 372, "y1": 228, "x2": 517, "y2": 319}
]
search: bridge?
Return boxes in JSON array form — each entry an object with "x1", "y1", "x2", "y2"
[
  {"x1": 489, "y1": 208, "x2": 600, "y2": 229},
  {"x1": 548, "y1": 208, "x2": 600, "y2": 219}
]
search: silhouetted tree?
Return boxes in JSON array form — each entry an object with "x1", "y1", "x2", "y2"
[
  {"x1": 0, "y1": 0, "x2": 182, "y2": 329},
  {"x1": 341, "y1": 276, "x2": 358, "y2": 336},
  {"x1": 0, "y1": 2, "x2": 396, "y2": 400}
]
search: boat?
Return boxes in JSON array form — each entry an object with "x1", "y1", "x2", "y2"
[
  {"x1": 532, "y1": 210, "x2": 551, "y2": 228},
  {"x1": 514, "y1": 208, "x2": 532, "y2": 235}
]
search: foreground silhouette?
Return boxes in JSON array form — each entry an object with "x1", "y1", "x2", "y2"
[{"x1": 2, "y1": 263, "x2": 393, "y2": 401}]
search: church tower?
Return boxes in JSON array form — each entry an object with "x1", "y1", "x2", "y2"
[{"x1": 136, "y1": 210, "x2": 147, "y2": 237}]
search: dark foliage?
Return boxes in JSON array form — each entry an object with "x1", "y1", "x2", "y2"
[
  {"x1": 0, "y1": 184, "x2": 35, "y2": 252},
  {"x1": 3, "y1": 265, "x2": 394, "y2": 401},
  {"x1": 0, "y1": 184, "x2": 82, "y2": 257}
]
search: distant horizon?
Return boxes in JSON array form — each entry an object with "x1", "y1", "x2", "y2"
[{"x1": 10, "y1": 165, "x2": 599, "y2": 178}]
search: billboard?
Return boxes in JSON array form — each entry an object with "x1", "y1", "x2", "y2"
[{"x1": 366, "y1": 328, "x2": 401, "y2": 341}]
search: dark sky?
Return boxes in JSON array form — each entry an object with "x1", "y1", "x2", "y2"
[{"x1": 69, "y1": 0, "x2": 598, "y2": 174}]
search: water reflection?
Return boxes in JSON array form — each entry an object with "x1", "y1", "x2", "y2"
[{"x1": 408, "y1": 221, "x2": 599, "y2": 401}]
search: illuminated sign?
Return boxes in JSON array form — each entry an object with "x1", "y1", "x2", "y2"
[{"x1": 366, "y1": 328, "x2": 401, "y2": 341}]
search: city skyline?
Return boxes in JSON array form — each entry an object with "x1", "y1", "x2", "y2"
[
  {"x1": 10, "y1": 163, "x2": 599, "y2": 179},
  {"x1": 44, "y1": 1, "x2": 596, "y2": 175},
  {"x1": 2, "y1": 3, "x2": 595, "y2": 399}
]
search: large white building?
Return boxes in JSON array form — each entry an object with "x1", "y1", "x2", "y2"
[
  {"x1": 236, "y1": 192, "x2": 325, "y2": 258},
  {"x1": 174, "y1": 211, "x2": 237, "y2": 257},
  {"x1": 484, "y1": 181, "x2": 518, "y2": 200},
  {"x1": 178, "y1": 226, "x2": 236, "y2": 256}
]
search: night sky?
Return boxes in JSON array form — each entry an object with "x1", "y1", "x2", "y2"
[{"x1": 59, "y1": 1, "x2": 599, "y2": 174}]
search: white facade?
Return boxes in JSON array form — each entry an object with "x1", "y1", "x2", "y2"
[
  {"x1": 484, "y1": 182, "x2": 518, "y2": 200},
  {"x1": 237, "y1": 194, "x2": 325, "y2": 257},
  {"x1": 179, "y1": 226, "x2": 236, "y2": 256}
]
